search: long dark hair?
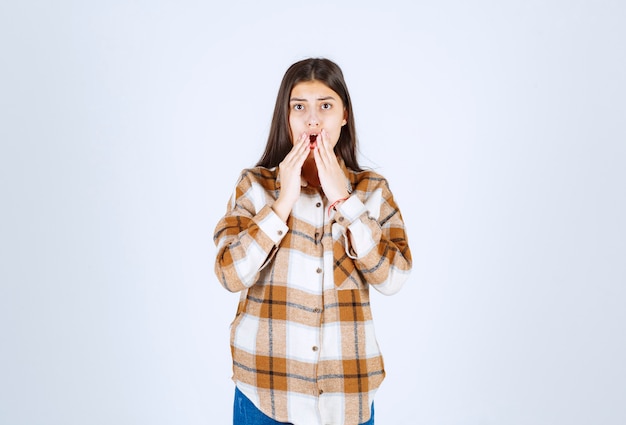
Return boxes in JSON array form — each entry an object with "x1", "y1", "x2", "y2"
[{"x1": 256, "y1": 58, "x2": 362, "y2": 171}]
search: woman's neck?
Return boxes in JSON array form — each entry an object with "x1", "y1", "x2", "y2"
[{"x1": 301, "y1": 158, "x2": 321, "y2": 188}]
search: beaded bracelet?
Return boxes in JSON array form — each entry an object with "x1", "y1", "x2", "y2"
[{"x1": 327, "y1": 196, "x2": 349, "y2": 217}]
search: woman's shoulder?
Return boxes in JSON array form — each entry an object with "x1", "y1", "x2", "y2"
[
  {"x1": 234, "y1": 166, "x2": 279, "y2": 188},
  {"x1": 348, "y1": 167, "x2": 392, "y2": 193}
]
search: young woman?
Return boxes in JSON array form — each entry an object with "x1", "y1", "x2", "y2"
[{"x1": 214, "y1": 58, "x2": 412, "y2": 425}]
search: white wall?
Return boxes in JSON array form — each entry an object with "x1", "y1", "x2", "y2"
[{"x1": 1, "y1": 1, "x2": 625, "y2": 424}]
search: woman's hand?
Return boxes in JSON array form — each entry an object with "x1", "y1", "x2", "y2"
[
  {"x1": 272, "y1": 133, "x2": 310, "y2": 222},
  {"x1": 314, "y1": 129, "x2": 350, "y2": 203}
]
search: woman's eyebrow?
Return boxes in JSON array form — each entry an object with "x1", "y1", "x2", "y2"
[{"x1": 289, "y1": 96, "x2": 336, "y2": 102}]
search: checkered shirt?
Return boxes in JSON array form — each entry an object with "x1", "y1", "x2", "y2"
[{"x1": 213, "y1": 163, "x2": 412, "y2": 425}]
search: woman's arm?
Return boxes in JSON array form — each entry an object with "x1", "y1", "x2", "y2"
[
  {"x1": 213, "y1": 170, "x2": 288, "y2": 293},
  {"x1": 333, "y1": 177, "x2": 412, "y2": 295}
]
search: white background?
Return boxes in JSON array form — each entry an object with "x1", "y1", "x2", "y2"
[{"x1": 1, "y1": 1, "x2": 625, "y2": 424}]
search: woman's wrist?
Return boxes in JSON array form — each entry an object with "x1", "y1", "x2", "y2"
[
  {"x1": 327, "y1": 193, "x2": 350, "y2": 217},
  {"x1": 272, "y1": 197, "x2": 293, "y2": 222}
]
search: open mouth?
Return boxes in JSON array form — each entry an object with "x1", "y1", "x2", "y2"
[{"x1": 309, "y1": 134, "x2": 318, "y2": 148}]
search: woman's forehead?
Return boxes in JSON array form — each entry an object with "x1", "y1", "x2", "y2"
[{"x1": 290, "y1": 80, "x2": 341, "y2": 100}]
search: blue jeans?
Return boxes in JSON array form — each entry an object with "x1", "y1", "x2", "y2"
[{"x1": 234, "y1": 387, "x2": 375, "y2": 425}]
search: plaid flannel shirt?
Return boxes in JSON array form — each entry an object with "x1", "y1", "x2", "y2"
[{"x1": 213, "y1": 163, "x2": 412, "y2": 425}]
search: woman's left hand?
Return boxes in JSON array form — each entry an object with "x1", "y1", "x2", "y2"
[{"x1": 313, "y1": 129, "x2": 350, "y2": 203}]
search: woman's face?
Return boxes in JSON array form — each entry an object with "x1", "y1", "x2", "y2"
[{"x1": 288, "y1": 80, "x2": 347, "y2": 150}]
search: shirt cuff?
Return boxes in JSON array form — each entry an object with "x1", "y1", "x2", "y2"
[
  {"x1": 256, "y1": 205, "x2": 289, "y2": 245},
  {"x1": 336, "y1": 195, "x2": 367, "y2": 224}
]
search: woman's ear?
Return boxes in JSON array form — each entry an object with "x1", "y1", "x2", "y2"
[{"x1": 342, "y1": 109, "x2": 348, "y2": 126}]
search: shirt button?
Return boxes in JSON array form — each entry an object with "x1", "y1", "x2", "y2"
[
  {"x1": 338, "y1": 217, "x2": 344, "y2": 222},
  {"x1": 312, "y1": 346, "x2": 318, "y2": 351},
  {"x1": 316, "y1": 202, "x2": 322, "y2": 207},
  {"x1": 319, "y1": 389, "x2": 324, "y2": 395},
  {"x1": 277, "y1": 230, "x2": 283, "y2": 236},
  {"x1": 316, "y1": 268, "x2": 322, "y2": 274},
  {"x1": 313, "y1": 308, "x2": 321, "y2": 313},
  {"x1": 314, "y1": 232, "x2": 320, "y2": 239}
]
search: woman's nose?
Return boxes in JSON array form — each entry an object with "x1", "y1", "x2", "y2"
[{"x1": 307, "y1": 111, "x2": 319, "y2": 127}]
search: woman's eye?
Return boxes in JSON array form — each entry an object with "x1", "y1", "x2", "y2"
[
  {"x1": 321, "y1": 103, "x2": 332, "y2": 110},
  {"x1": 293, "y1": 104, "x2": 304, "y2": 111}
]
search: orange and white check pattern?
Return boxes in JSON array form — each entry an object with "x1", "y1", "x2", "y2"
[{"x1": 214, "y1": 163, "x2": 412, "y2": 425}]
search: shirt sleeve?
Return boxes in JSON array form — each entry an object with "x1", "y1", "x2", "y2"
[
  {"x1": 333, "y1": 177, "x2": 412, "y2": 295},
  {"x1": 213, "y1": 170, "x2": 288, "y2": 293}
]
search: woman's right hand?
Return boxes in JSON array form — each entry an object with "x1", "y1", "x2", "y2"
[{"x1": 272, "y1": 133, "x2": 310, "y2": 222}]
